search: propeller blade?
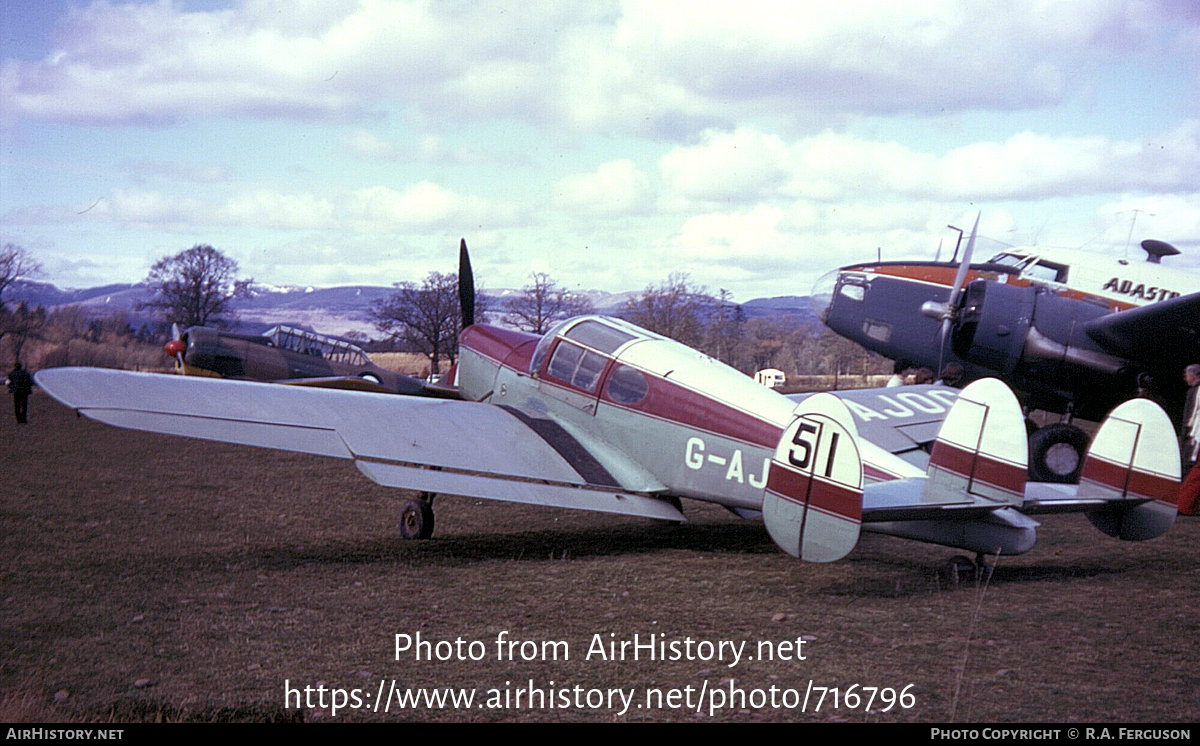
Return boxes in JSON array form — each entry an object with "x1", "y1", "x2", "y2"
[
  {"x1": 938, "y1": 211, "x2": 980, "y2": 371},
  {"x1": 458, "y1": 238, "x2": 475, "y2": 328},
  {"x1": 948, "y1": 211, "x2": 980, "y2": 307}
]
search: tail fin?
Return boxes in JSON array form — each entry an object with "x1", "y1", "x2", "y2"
[
  {"x1": 1081, "y1": 398, "x2": 1179, "y2": 541},
  {"x1": 762, "y1": 393, "x2": 863, "y2": 562},
  {"x1": 924, "y1": 378, "x2": 1027, "y2": 506}
]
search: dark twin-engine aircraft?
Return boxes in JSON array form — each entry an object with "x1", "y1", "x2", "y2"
[
  {"x1": 36, "y1": 241, "x2": 1181, "y2": 568},
  {"x1": 817, "y1": 215, "x2": 1200, "y2": 483}
]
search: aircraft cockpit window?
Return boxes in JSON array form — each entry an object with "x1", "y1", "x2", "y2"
[
  {"x1": 1024, "y1": 260, "x2": 1067, "y2": 283},
  {"x1": 989, "y1": 252, "x2": 1028, "y2": 269},
  {"x1": 564, "y1": 320, "x2": 636, "y2": 355},
  {"x1": 529, "y1": 318, "x2": 573, "y2": 375},
  {"x1": 837, "y1": 282, "x2": 865, "y2": 302},
  {"x1": 546, "y1": 340, "x2": 606, "y2": 393},
  {"x1": 605, "y1": 365, "x2": 648, "y2": 405},
  {"x1": 548, "y1": 341, "x2": 583, "y2": 382},
  {"x1": 573, "y1": 349, "x2": 607, "y2": 391}
]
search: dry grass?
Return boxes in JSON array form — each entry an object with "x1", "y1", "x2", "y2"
[
  {"x1": 2, "y1": 391, "x2": 1198, "y2": 722},
  {"x1": 369, "y1": 352, "x2": 433, "y2": 377}
]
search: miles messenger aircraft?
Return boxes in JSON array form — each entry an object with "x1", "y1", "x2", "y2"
[{"x1": 35, "y1": 242, "x2": 1181, "y2": 567}]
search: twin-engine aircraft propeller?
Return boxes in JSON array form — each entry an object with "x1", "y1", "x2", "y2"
[{"x1": 921, "y1": 211, "x2": 980, "y2": 372}]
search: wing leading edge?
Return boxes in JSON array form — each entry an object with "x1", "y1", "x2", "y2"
[{"x1": 35, "y1": 368, "x2": 684, "y2": 522}]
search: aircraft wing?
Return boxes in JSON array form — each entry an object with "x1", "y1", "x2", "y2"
[
  {"x1": 35, "y1": 368, "x2": 684, "y2": 522},
  {"x1": 1084, "y1": 290, "x2": 1200, "y2": 368}
]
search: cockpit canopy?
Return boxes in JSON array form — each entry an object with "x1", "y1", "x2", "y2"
[
  {"x1": 262, "y1": 325, "x2": 370, "y2": 365},
  {"x1": 529, "y1": 316, "x2": 657, "y2": 378},
  {"x1": 985, "y1": 251, "x2": 1067, "y2": 283}
]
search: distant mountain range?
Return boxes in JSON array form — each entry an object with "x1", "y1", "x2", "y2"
[{"x1": 5, "y1": 279, "x2": 820, "y2": 338}]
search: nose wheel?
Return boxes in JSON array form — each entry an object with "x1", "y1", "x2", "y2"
[{"x1": 400, "y1": 493, "x2": 436, "y2": 540}]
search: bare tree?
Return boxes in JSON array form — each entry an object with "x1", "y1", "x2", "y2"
[
  {"x1": 372, "y1": 271, "x2": 464, "y2": 375},
  {"x1": 703, "y1": 288, "x2": 745, "y2": 368},
  {"x1": 622, "y1": 272, "x2": 711, "y2": 348},
  {"x1": 0, "y1": 244, "x2": 41, "y2": 312},
  {"x1": 510, "y1": 272, "x2": 594, "y2": 334},
  {"x1": 0, "y1": 302, "x2": 46, "y2": 364},
  {"x1": 139, "y1": 245, "x2": 251, "y2": 328}
]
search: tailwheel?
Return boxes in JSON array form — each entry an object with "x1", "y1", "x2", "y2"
[{"x1": 400, "y1": 493, "x2": 436, "y2": 540}]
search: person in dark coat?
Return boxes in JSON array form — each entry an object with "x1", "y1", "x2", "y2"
[{"x1": 6, "y1": 362, "x2": 33, "y2": 424}]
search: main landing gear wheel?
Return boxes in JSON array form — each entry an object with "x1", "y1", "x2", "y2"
[
  {"x1": 400, "y1": 493, "x2": 435, "y2": 540},
  {"x1": 1028, "y1": 423, "x2": 1089, "y2": 483},
  {"x1": 942, "y1": 553, "x2": 994, "y2": 587}
]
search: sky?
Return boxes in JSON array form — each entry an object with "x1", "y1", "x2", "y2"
[{"x1": 2, "y1": 0, "x2": 1200, "y2": 302}]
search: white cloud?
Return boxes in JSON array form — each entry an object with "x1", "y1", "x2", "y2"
[
  {"x1": 340, "y1": 130, "x2": 398, "y2": 160},
  {"x1": 657, "y1": 121, "x2": 1200, "y2": 206},
  {"x1": 5, "y1": 1, "x2": 1188, "y2": 132},
  {"x1": 6, "y1": 181, "x2": 519, "y2": 233},
  {"x1": 553, "y1": 160, "x2": 653, "y2": 216}
]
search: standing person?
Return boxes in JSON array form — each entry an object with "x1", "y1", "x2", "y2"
[
  {"x1": 1176, "y1": 364, "x2": 1200, "y2": 515},
  {"x1": 6, "y1": 362, "x2": 34, "y2": 424},
  {"x1": 1182, "y1": 365, "x2": 1200, "y2": 466},
  {"x1": 935, "y1": 363, "x2": 965, "y2": 388}
]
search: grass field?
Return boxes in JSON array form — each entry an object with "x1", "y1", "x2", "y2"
[{"x1": 2, "y1": 391, "x2": 1197, "y2": 722}]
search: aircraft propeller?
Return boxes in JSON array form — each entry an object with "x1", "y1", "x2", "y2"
[
  {"x1": 458, "y1": 238, "x2": 475, "y2": 328},
  {"x1": 921, "y1": 211, "x2": 979, "y2": 372},
  {"x1": 164, "y1": 322, "x2": 186, "y2": 372}
]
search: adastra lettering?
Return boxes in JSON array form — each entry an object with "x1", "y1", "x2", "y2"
[{"x1": 1102, "y1": 277, "x2": 1180, "y2": 301}]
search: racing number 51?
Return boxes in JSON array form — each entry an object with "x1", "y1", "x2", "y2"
[{"x1": 788, "y1": 418, "x2": 840, "y2": 478}]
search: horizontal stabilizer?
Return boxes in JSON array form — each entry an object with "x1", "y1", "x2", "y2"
[
  {"x1": 762, "y1": 394, "x2": 863, "y2": 562},
  {"x1": 925, "y1": 378, "x2": 1026, "y2": 507}
]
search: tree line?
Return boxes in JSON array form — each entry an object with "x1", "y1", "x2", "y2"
[
  {"x1": 371, "y1": 266, "x2": 887, "y2": 384},
  {"x1": 2, "y1": 243, "x2": 886, "y2": 385}
]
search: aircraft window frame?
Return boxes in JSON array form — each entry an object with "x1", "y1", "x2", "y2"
[
  {"x1": 530, "y1": 318, "x2": 574, "y2": 375},
  {"x1": 863, "y1": 319, "x2": 892, "y2": 343},
  {"x1": 564, "y1": 320, "x2": 636, "y2": 355},
  {"x1": 837, "y1": 282, "x2": 865, "y2": 302},
  {"x1": 572, "y1": 348, "x2": 607, "y2": 392},
  {"x1": 605, "y1": 364, "x2": 649, "y2": 405},
  {"x1": 544, "y1": 339, "x2": 610, "y2": 394},
  {"x1": 836, "y1": 275, "x2": 868, "y2": 302},
  {"x1": 1024, "y1": 260, "x2": 1067, "y2": 283},
  {"x1": 548, "y1": 340, "x2": 584, "y2": 384}
]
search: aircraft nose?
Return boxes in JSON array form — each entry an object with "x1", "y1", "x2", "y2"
[{"x1": 811, "y1": 269, "x2": 840, "y2": 322}]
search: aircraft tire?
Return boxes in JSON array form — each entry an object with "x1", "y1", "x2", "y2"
[
  {"x1": 942, "y1": 555, "x2": 977, "y2": 587},
  {"x1": 1028, "y1": 423, "x2": 1089, "y2": 484},
  {"x1": 400, "y1": 497, "x2": 435, "y2": 540}
]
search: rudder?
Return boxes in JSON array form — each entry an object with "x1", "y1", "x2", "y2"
[
  {"x1": 762, "y1": 394, "x2": 863, "y2": 562},
  {"x1": 925, "y1": 378, "x2": 1027, "y2": 506}
]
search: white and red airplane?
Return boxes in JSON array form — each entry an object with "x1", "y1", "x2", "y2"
[{"x1": 34, "y1": 242, "x2": 1182, "y2": 567}]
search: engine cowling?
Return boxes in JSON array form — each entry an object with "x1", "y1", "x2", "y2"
[{"x1": 950, "y1": 280, "x2": 1035, "y2": 376}]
